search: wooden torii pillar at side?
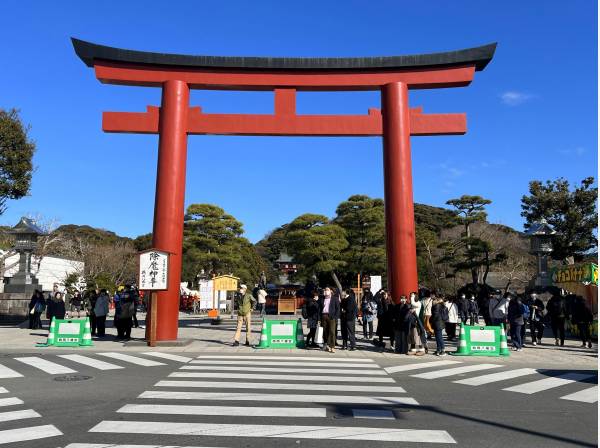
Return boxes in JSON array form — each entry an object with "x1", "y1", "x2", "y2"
[{"x1": 73, "y1": 38, "x2": 495, "y2": 338}]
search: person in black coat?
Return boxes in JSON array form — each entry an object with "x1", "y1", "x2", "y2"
[
  {"x1": 340, "y1": 289, "x2": 358, "y2": 350},
  {"x1": 547, "y1": 291, "x2": 568, "y2": 346},
  {"x1": 507, "y1": 296, "x2": 525, "y2": 351},
  {"x1": 49, "y1": 292, "x2": 66, "y2": 321},
  {"x1": 302, "y1": 290, "x2": 320, "y2": 348},
  {"x1": 457, "y1": 294, "x2": 469, "y2": 325},
  {"x1": 392, "y1": 296, "x2": 410, "y2": 354},
  {"x1": 571, "y1": 296, "x2": 593, "y2": 349},
  {"x1": 467, "y1": 295, "x2": 479, "y2": 326},
  {"x1": 525, "y1": 293, "x2": 545, "y2": 345},
  {"x1": 28, "y1": 290, "x2": 45, "y2": 330},
  {"x1": 431, "y1": 297, "x2": 447, "y2": 356},
  {"x1": 318, "y1": 286, "x2": 340, "y2": 353}
]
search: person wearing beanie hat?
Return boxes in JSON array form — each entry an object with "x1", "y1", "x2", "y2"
[{"x1": 233, "y1": 284, "x2": 256, "y2": 347}]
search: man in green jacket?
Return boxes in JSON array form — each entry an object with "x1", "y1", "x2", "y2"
[{"x1": 233, "y1": 284, "x2": 256, "y2": 346}]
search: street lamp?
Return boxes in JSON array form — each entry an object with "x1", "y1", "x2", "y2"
[{"x1": 525, "y1": 218, "x2": 556, "y2": 287}]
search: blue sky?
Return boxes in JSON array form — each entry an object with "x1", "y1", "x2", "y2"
[{"x1": 1, "y1": 1, "x2": 597, "y2": 242}]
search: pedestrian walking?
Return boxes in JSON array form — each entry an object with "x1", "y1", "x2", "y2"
[
  {"x1": 422, "y1": 293, "x2": 434, "y2": 338},
  {"x1": 69, "y1": 291, "x2": 83, "y2": 318},
  {"x1": 131, "y1": 286, "x2": 140, "y2": 328},
  {"x1": 431, "y1": 297, "x2": 448, "y2": 356},
  {"x1": 94, "y1": 289, "x2": 110, "y2": 337},
  {"x1": 318, "y1": 286, "x2": 340, "y2": 353},
  {"x1": 457, "y1": 293, "x2": 469, "y2": 325},
  {"x1": 406, "y1": 301, "x2": 426, "y2": 355},
  {"x1": 571, "y1": 296, "x2": 593, "y2": 349},
  {"x1": 507, "y1": 296, "x2": 526, "y2": 351},
  {"x1": 302, "y1": 290, "x2": 320, "y2": 348},
  {"x1": 444, "y1": 297, "x2": 459, "y2": 341},
  {"x1": 28, "y1": 290, "x2": 45, "y2": 330},
  {"x1": 233, "y1": 284, "x2": 256, "y2": 346},
  {"x1": 547, "y1": 291, "x2": 568, "y2": 346},
  {"x1": 360, "y1": 291, "x2": 377, "y2": 340},
  {"x1": 392, "y1": 295, "x2": 410, "y2": 354},
  {"x1": 117, "y1": 286, "x2": 135, "y2": 340},
  {"x1": 50, "y1": 292, "x2": 66, "y2": 321},
  {"x1": 376, "y1": 292, "x2": 395, "y2": 349},
  {"x1": 257, "y1": 286, "x2": 267, "y2": 318},
  {"x1": 489, "y1": 292, "x2": 510, "y2": 327},
  {"x1": 83, "y1": 291, "x2": 98, "y2": 335},
  {"x1": 340, "y1": 289, "x2": 357, "y2": 350},
  {"x1": 468, "y1": 294, "x2": 479, "y2": 326}
]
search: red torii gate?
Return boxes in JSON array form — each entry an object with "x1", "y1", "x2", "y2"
[{"x1": 73, "y1": 38, "x2": 495, "y2": 341}]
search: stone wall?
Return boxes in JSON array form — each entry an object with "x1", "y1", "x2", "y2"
[{"x1": 0, "y1": 292, "x2": 30, "y2": 321}]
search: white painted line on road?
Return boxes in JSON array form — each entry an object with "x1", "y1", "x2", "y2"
[
  {"x1": 97, "y1": 352, "x2": 166, "y2": 367},
  {"x1": 169, "y1": 371, "x2": 394, "y2": 383},
  {"x1": 180, "y1": 365, "x2": 386, "y2": 375},
  {"x1": 195, "y1": 355, "x2": 375, "y2": 363},
  {"x1": 65, "y1": 445, "x2": 231, "y2": 448},
  {"x1": 155, "y1": 380, "x2": 406, "y2": 393},
  {"x1": 503, "y1": 373, "x2": 597, "y2": 394},
  {"x1": 139, "y1": 390, "x2": 418, "y2": 405},
  {"x1": 0, "y1": 397, "x2": 25, "y2": 407},
  {"x1": 118, "y1": 403, "x2": 326, "y2": 418},
  {"x1": 352, "y1": 409, "x2": 395, "y2": 419},
  {"x1": 385, "y1": 361, "x2": 461, "y2": 373},
  {"x1": 560, "y1": 386, "x2": 599, "y2": 403},
  {"x1": 412, "y1": 364, "x2": 501, "y2": 379},
  {"x1": 58, "y1": 354, "x2": 124, "y2": 370},
  {"x1": 0, "y1": 387, "x2": 7, "y2": 393},
  {"x1": 142, "y1": 352, "x2": 193, "y2": 363},
  {"x1": 0, "y1": 409, "x2": 41, "y2": 423},
  {"x1": 90, "y1": 421, "x2": 456, "y2": 443},
  {"x1": 453, "y1": 368, "x2": 539, "y2": 386},
  {"x1": 0, "y1": 424, "x2": 62, "y2": 444},
  {"x1": 190, "y1": 360, "x2": 377, "y2": 368},
  {"x1": 14, "y1": 356, "x2": 77, "y2": 375},
  {"x1": 0, "y1": 363, "x2": 24, "y2": 379}
]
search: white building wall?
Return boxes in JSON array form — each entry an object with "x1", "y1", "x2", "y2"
[{"x1": 2, "y1": 252, "x2": 84, "y2": 292}]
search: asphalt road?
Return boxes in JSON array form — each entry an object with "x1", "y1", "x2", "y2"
[{"x1": 0, "y1": 348, "x2": 597, "y2": 448}]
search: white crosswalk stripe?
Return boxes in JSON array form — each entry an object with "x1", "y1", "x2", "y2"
[
  {"x1": 90, "y1": 420, "x2": 456, "y2": 443},
  {"x1": 0, "y1": 409, "x2": 41, "y2": 423},
  {"x1": 142, "y1": 352, "x2": 193, "y2": 363},
  {"x1": 0, "y1": 387, "x2": 8, "y2": 393},
  {"x1": 66, "y1": 445, "x2": 230, "y2": 448},
  {"x1": 190, "y1": 359, "x2": 376, "y2": 368},
  {"x1": 503, "y1": 373, "x2": 596, "y2": 394},
  {"x1": 0, "y1": 397, "x2": 25, "y2": 407},
  {"x1": 14, "y1": 356, "x2": 77, "y2": 374},
  {"x1": 139, "y1": 390, "x2": 418, "y2": 406},
  {"x1": 385, "y1": 360, "x2": 461, "y2": 373},
  {"x1": 155, "y1": 380, "x2": 406, "y2": 393},
  {"x1": 453, "y1": 368, "x2": 538, "y2": 386},
  {"x1": 195, "y1": 355, "x2": 375, "y2": 363},
  {"x1": 0, "y1": 424, "x2": 63, "y2": 444},
  {"x1": 97, "y1": 352, "x2": 166, "y2": 366},
  {"x1": 118, "y1": 403, "x2": 326, "y2": 417},
  {"x1": 411, "y1": 363, "x2": 501, "y2": 379},
  {"x1": 58, "y1": 354, "x2": 124, "y2": 370},
  {"x1": 169, "y1": 371, "x2": 394, "y2": 382},
  {"x1": 180, "y1": 365, "x2": 387, "y2": 375},
  {"x1": 0, "y1": 362, "x2": 24, "y2": 379},
  {"x1": 560, "y1": 386, "x2": 598, "y2": 403}
]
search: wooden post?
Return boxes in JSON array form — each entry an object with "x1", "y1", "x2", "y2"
[{"x1": 148, "y1": 291, "x2": 158, "y2": 347}]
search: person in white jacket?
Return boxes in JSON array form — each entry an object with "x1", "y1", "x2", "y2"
[
  {"x1": 488, "y1": 292, "x2": 510, "y2": 327},
  {"x1": 444, "y1": 298, "x2": 459, "y2": 341}
]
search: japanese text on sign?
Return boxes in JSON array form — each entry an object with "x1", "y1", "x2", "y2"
[{"x1": 139, "y1": 250, "x2": 169, "y2": 290}]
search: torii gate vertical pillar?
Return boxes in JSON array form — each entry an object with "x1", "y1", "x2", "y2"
[
  {"x1": 152, "y1": 80, "x2": 189, "y2": 340},
  {"x1": 382, "y1": 82, "x2": 419, "y2": 301}
]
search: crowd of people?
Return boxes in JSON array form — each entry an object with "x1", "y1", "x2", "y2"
[{"x1": 27, "y1": 285, "x2": 142, "y2": 340}]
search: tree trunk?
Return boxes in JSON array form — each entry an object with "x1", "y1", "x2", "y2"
[{"x1": 331, "y1": 271, "x2": 343, "y2": 293}]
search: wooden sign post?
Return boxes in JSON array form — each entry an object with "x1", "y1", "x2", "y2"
[{"x1": 139, "y1": 249, "x2": 170, "y2": 347}]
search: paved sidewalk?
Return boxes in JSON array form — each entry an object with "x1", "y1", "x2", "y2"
[{"x1": 0, "y1": 313, "x2": 597, "y2": 368}]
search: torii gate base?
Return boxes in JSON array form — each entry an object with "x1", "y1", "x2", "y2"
[{"x1": 73, "y1": 39, "x2": 495, "y2": 341}]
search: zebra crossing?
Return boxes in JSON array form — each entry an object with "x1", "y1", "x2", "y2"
[
  {"x1": 0, "y1": 387, "x2": 62, "y2": 444},
  {"x1": 384, "y1": 360, "x2": 598, "y2": 403},
  {"x1": 0, "y1": 351, "x2": 187, "y2": 378},
  {"x1": 77, "y1": 354, "x2": 458, "y2": 445}
]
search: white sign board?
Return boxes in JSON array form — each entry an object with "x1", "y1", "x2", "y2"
[
  {"x1": 199, "y1": 280, "x2": 214, "y2": 309},
  {"x1": 370, "y1": 275, "x2": 382, "y2": 294},
  {"x1": 139, "y1": 250, "x2": 169, "y2": 290}
]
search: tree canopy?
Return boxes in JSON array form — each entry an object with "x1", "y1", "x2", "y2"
[
  {"x1": 521, "y1": 177, "x2": 598, "y2": 262},
  {"x1": 0, "y1": 109, "x2": 35, "y2": 215}
]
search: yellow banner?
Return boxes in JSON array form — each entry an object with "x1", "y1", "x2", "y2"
[{"x1": 214, "y1": 275, "x2": 239, "y2": 291}]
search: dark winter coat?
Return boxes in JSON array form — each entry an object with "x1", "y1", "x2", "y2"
[
  {"x1": 571, "y1": 299, "x2": 593, "y2": 324},
  {"x1": 318, "y1": 294, "x2": 340, "y2": 320},
  {"x1": 340, "y1": 295, "x2": 358, "y2": 322},
  {"x1": 430, "y1": 302, "x2": 446, "y2": 330},
  {"x1": 547, "y1": 295, "x2": 568, "y2": 320},
  {"x1": 391, "y1": 303, "x2": 410, "y2": 332},
  {"x1": 457, "y1": 297, "x2": 470, "y2": 320},
  {"x1": 302, "y1": 298, "x2": 320, "y2": 329},
  {"x1": 507, "y1": 299, "x2": 525, "y2": 326},
  {"x1": 376, "y1": 300, "x2": 395, "y2": 337},
  {"x1": 48, "y1": 299, "x2": 66, "y2": 320},
  {"x1": 467, "y1": 299, "x2": 479, "y2": 316}
]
